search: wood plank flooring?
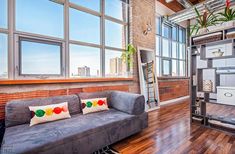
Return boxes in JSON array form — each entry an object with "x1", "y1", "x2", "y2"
[{"x1": 112, "y1": 101, "x2": 235, "y2": 154}]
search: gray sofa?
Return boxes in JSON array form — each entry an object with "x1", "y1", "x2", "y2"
[{"x1": 1, "y1": 91, "x2": 148, "y2": 154}]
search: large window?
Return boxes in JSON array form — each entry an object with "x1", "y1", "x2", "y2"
[
  {"x1": 105, "y1": 50, "x2": 126, "y2": 77},
  {"x1": 70, "y1": 0, "x2": 100, "y2": 12},
  {"x1": 70, "y1": 44, "x2": 101, "y2": 77},
  {"x1": 105, "y1": 0, "x2": 128, "y2": 22},
  {"x1": 19, "y1": 38, "x2": 62, "y2": 76},
  {"x1": 69, "y1": 8, "x2": 100, "y2": 44},
  {"x1": 0, "y1": 0, "x2": 7, "y2": 29},
  {"x1": 1, "y1": 0, "x2": 129, "y2": 80},
  {"x1": 0, "y1": 34, "x2": 8, "y2": 78},
  {"x1": 156, "y1": 17, "x2": 187, "y2": 77},
  {"x1": 105, "y1": 20, "x2": 126, "y2": 48},
  {"x1": 16, "y1": 0, "x2": 64, "y2": 38}
]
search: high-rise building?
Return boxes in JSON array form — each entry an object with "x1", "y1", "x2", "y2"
[
  {"x1": 109, "y1": 57, "x2": 126, "y2": 76},
  {"x1": 78, "y1": 66, "x2": 90, "y2": 77}
]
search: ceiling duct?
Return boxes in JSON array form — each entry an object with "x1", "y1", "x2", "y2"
[
  {"x1": 168, "y1": 0, "x2": 235, "y2": 23},
  {"x1": 177, "y1": 0, "x2": 193, "y2": 8}
]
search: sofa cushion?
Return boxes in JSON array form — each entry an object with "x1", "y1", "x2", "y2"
[
  {"x1": 29, "y1": 102, "x2": 71, "y2": 126},
  {"x1": 5, "y1": 95, "x2": 81, "y2": 127},
  {"x1": 1, "y1": 109, "x2": 147, "y2": 154}
]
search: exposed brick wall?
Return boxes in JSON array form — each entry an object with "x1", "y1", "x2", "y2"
[
  {"x1": 158, "y1": 79, "x2": 189, "y2": 102},
  {"x1": 129, "y1": 0, "x2": 156, "y2": 93},
  {"x1": 0, "y1": 85, "x2": 129, "y2": 120}
]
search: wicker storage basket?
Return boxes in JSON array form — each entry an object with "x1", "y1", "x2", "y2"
[
  {"x1": 193, "y1": 32, "x2": 222, "y2": 45},
  {"x1": 226, "y1": 31, "x2": 235, "y2": 39}
]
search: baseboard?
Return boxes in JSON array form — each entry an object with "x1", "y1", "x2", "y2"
[{"x1": 160, "y1": 96, "x2": 190, "y2": 106}]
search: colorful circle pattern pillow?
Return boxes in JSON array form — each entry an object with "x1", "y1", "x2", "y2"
[
  {"x1": 81, "y1": 98, "x2": 109, "y2": 114},
  {"x1": 29, "y1": 102, "x2": 71, "y2": 126}
]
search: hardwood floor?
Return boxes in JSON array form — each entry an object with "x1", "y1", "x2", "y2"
[{"x1": 112, "y1": 101, "x2": 235, "y2": 154}]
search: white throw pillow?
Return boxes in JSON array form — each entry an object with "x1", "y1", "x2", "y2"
[
  {"x1": 29, "y1": 102, "x2": 71, "y2": 126},
  {"x1": 81, "y1": 98, "x2": 109, "y2": 114}
]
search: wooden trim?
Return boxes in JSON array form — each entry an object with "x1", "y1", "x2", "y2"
[
  {"x1": 158, "y1": 77, "x2": 190, "y2": 80},
  {"x1": 0, "y1": 78, "x2": 134, "y2": 85}
]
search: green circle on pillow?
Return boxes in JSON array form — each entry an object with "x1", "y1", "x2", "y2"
[
  {"x1": 86, "y1": 101, "x2": 92, "y2": 108},
  {"x1": 35, "y1": 109, "x2": 45, "y2": 117}
]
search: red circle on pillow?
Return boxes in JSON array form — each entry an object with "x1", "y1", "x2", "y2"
[
  {"x1": 98, "y1": 100, "x2": 104, "y2": 106},
  {"x1": 53, "y1": 107, "x2": 62, "y2": 114},
  {"x1": 81, "y1": 103, "x2": 86, "y2": 109},
  {"x1": 30, "y1": 111, "x2": 35, "y2": 118}
]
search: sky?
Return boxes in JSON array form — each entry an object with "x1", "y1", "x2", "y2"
[
  {"x1": 0, "y1": 34, "x2": 7, "y2": 77},
  {"x1": 21, "y1": 41, "x2": 61, "y2": 75},
  {"x1": 0, "y1": 0, "x2": 128, "y2": 77}
]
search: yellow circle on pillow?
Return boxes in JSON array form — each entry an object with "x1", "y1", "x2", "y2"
[
  {"x1": 45, "y1": 108, "x2": 53, "y2": 116},
  {"x1": 93, "y1": 100, "x2": 98, "y2": 107}
]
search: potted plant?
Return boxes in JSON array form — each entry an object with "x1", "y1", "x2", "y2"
[
  {"x1": 121, "y1": 44, "x2": 136, "y2": 76},
  {"x1": 218, "y1": 0, "x2": 235, "y2": 27},
  {"x1": 190, "y1": 8, "x2": 218, "y2": 36}
]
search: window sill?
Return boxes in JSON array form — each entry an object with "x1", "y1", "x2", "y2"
[{"x1": 0, "y1": 78, "x2": 134, "y2": 85}]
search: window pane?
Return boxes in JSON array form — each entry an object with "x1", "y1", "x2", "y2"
[
  {"x1": 20, "y1": 39, "x2": 61, "y2": 75},
  {"x1": 105, "y1": 50, "x2": 126, "y2": 77},
  {"x1": 105, "y1": 0, "x2": 128, "y2": 21},
  {"x1": 179, "y1": 28, "x2": 184, "y2": 43},
  {"x1": 162, "y1": 39, "x2": 169, "y2": 57},
  {"x1": 162, "y1": 24, "x2": 170, "y2": 38},
  {"x1": 105, "y1": 20, "x2": 126, "y2": 48},
  {"x1": 179, "y1": 44, "x2": 185, "y2": 59},
  {"x1": 0, "y1": 33, "x2": 8, "y2": 78},
  {"x1": 70, "y1": 0, "x2": 100, "y2": 12},
  {"x1": 172, "y1": 42, "x2": 177, "y2": 58},
  {"x1": 156, "y1": 17, "x2": 161, "y2": 35},
  {"x1": 172, "y1": 59, "x2": 177, "y2": 76},
  {"x1": 156, "y1": 36, "x2": 160, "y2": 56},
  {"x1": 172, "y1": 26, "x2": 177, "y2": 41},
  {"x1": 16, "y1": 0, "x2": 64, "y2": 38},
  {"x1": 0, "y1": 0, "x2": 7, "y2": 28},
  {"x1": 163, "y1": 60, "x2": 170, "y2": 76},
  {"x1": 70, "y1": 8, "x2": 100, "y2": 44},
  {"x1": 70, "y1": 44, "x2": 100, "y2": 77},
  {"x1": 156, "y1": 57, "x2": 160, "y2": 76},
  {"x1": 179, "y1": 61, "x2": 185, "y2": 76}
]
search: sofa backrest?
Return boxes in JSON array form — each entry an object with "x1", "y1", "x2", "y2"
[{"x1": 5, "y1": 95, "x2": 81, "y2": 127}]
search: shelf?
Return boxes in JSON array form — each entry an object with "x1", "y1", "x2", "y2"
[
  {"x1": 216, "y1": 67, "x2": 235, "y2": 74},
  {"x1": 207, "y1": 115, "x2": 235, "y2": 125},
  {"x1": 193, "y1": 38, "x2": 233, "y2": 46},
  {"x1": 192, "y1": 53, "x2": 200, "y2": 56},
  {"x1": 198, "y1": 91, "x2": 217, "y2": 94},
  {"x1": 205, "y1": 100, "x2": 235, "y2": 107},
  {"x1": 192, "y1": 113, "x2": 204, "y2": 118},
  {"x1": 201, "y1": 55, "x2": 235, "y2": 60}
]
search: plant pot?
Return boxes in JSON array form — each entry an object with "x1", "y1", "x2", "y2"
[
  {"x1": 198, "y1": 28, "x2": 208, "y2": 35},
  {"x1": 221, "y1": 20, "x2": 235, "y2": 28}
]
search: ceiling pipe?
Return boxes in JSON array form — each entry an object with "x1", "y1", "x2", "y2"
[
  {"x1": 169, "y1": 0, "x2": 235, "y2": 23},
  {"x1": 177, "y1": 0, "x2": 193, "y2": 8}
]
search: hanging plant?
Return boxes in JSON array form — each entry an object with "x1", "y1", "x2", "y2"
[
  {"x1": 190, "y1": 8, "x2": 218, "y2": 36},
  {"x1": 218, "y1": 0, "x2": 235, "y2": 22},
  {"x1": 121, "y1": 44, "x2": 136, "y2": 71}
]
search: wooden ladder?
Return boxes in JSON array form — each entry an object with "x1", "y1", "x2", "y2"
[{"x1": 145, "y1": 60, "x2": 158, "y2": 108}]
